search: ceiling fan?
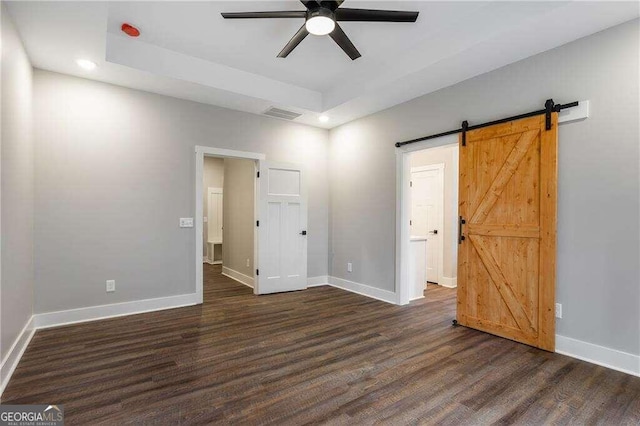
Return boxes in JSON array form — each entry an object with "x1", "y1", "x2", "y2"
[{"x1": 221, "y1": 1, "x2": 419, "y2": 60}]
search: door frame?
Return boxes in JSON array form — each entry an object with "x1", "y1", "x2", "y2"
[
  {"x1": 195, "y1": 146, "x2": 266, "y2": 304},
  {"x1": 395, "y1": 134, "x2": 458, "y2": 305},
  {"x1": 410, "y1": 163, "x2": 445, "y2": 286}
]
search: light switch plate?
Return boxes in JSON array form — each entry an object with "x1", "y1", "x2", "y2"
[
  {"x1": 347, "y1": 262, "x2": 353, "y2": 273},
  {"x1": 180, "y1": 218, "x2": 194, "y2": 228}
]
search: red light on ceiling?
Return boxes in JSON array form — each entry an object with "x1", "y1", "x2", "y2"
[{"x1": 121, "y1": 23, "x2": 140, "y2": 37}]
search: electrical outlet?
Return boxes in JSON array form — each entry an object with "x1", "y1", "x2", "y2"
[
  {"x1": 555, "y1": 303, "x2": 562, "y2": 319},
  {"x1": 246, "y1": 258, "x2": 250, "y2": 267},
  {"x1": 347, "y1": 262, "x2": 353, "y2": 273},
  {"x1": 106, "y1": 280, "x2": 116, "y2": 293}
]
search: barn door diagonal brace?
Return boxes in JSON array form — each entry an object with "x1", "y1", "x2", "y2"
[{"x1": 395, "y1": 99, "x2": 579, "y2": 148}]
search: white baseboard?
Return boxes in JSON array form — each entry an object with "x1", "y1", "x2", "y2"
[
  {"x1": 439, "y1": 277, "x2": 457, "y2": 288},
  {"x1": 222, "y1": 266, "x2": 254, "y2": 288},
  {"x1": 33, "y1": 293, "x2": 200, "y2": 329},
  {"x1": 328, "y1": 276, "x2": 396, "y2": 304},
  {"x1": 307, "y1": 276, "x2": 329, "y2": 287},
  {"x1": 556, "y1": 335, "x2": 639, "y2": 377},
  {"x1": 308, "y1": 275, "x2": 396, "y2": 305},
  {"x1": 0, "y1": 316, "x2": 35, "y2": 398}
]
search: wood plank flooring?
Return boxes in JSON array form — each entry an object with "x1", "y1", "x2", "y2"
[{"x1": 2, "y1": 265, "x2": 639, "y2": 424}]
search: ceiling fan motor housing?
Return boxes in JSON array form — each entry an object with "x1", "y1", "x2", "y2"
[{"x1": 306, "y1": 7, "x2": 335, "y2": 22}]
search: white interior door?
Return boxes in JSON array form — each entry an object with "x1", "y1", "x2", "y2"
[
  {"x1": 207, "y1": 187, "x2": 223, "y2": 264},
  {"x1": 257, "y1": 161, "x2": 307, "y2": 294},
  {"x1": 207, "y1": 188, "x2": 223, "y2": 244},
  {"x1": 411, "y1": 165, "x2": 444, "y2": 284}
]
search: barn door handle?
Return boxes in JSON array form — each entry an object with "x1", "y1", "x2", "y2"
[
  {"x1": 458, "y1": 217, "x2": 466, "y2": 244},
  {"x1": 300, "y1": 230, "x2": 307, "y2": 236}
]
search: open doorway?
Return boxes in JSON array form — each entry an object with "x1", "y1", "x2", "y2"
[
  {"x1": 396, "y1": 134, "x2": 458, "y2": 305},
  {"x1": 407, "y1": 144, "x2": 459, "y2": 301},
  {"x1": 195, "y1": 146, "x2": 309, "y2": 304},
  {"x1": 195, "y1": 147, "x2": 264, "y2": 304},
  {"x1": 202, "y1": 157, "x2": 257, "y2": 300}
]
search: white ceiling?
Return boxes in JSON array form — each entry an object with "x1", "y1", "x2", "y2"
[{"x1": 7, "y1": 1, "x2": 639, "y2": 128}]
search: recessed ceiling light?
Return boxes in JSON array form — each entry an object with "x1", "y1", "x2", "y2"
[
  {"x1": 76, "y1": 59, "x2": 97, "y2": 70},
  {"x1": 319, "y1": 115, "x2": 330, "y2": 123}
]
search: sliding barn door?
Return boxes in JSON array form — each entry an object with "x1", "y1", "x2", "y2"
[
  {"x1": 457, "y1": 114, "x2": 557, "y2": 351},
  {"x1": 257, "y1": 162, "x2": 307, "y2": 294}
]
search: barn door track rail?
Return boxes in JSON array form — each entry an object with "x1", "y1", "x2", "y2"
[{"x1": 395, "y1": 99, "x2": 579, "y2": 148}]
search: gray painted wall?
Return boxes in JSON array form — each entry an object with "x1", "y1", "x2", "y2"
[
  {"x1": 329, "y1": 19, "x2": 639, "y2": 355},
  {"x1": 1, "y1": 5, "x2": 34, "y2": 360},
  {"x1": 222, "y1": 158, "x2": 255, "y2": 276},
  {"x1": 33, "y1": 70, "x2": 329, "y2": 314},
  {"x1": 203, "y1": 156, "x2": 224, "y2": 257}
]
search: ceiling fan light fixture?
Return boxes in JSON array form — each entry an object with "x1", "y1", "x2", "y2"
[{"x1": 305, "y1": 9, "x2": 335, "y2": 36}]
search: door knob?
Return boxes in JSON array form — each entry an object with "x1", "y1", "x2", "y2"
[
  {"x1": 428, "y1": 229, "x2": 438, "y2": 235},
  {"x1": 300, "y1": 230, "x2": 307, "y2": 235}
]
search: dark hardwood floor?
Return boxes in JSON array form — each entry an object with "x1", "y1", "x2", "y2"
[{"x1": 3, "y1": 265, "x2": 639, "y2": 424}]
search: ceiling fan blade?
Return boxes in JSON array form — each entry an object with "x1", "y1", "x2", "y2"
[
  {"x1": 335, "y1": 8, "x2": 419, "y2": 22},
  {"x1": 277, "y1": 24, "x2": 310, "y2": 58},
  {"x1": 329, "y1": 23, "x2": 361, "y2": 60},
  {"x1": 221, "y1": 11, "x2": 306, "y2": 19}
]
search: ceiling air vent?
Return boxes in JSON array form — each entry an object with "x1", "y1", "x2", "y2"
[{"x1": 263, "y1": 107, "x2": 302, "y2": 121}]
